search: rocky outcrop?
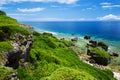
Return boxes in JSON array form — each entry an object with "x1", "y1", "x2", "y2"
[
  {"x1": 22, "y1": 38, "x2": 33, "y2": 62},
  {"x1": 71, "y1": 37, "x2": 78, "y2": 42},
  {"x1": 98, "y1": 42, "x2": 108, "y2": 51},
  {"x1": 87, "y1": 49, "x2": 110, "y2": 66},
  {"x1": 5, "y1": 49, "x2": 22, "y2": 69},
  {"x1": 87, "y1": 40, "x2": 108, "y2": 51},
  {"x1": 91, "y1": 55, "x2": 110, "y2": 66},
  {"x1": 84, "y1": 36, "x2": 91, "y2": 40},
  {"x1": 87, "y1": 40, "x2": 98, "y2": 47},
  {"x1": 110, "y1": 52, "x2": 119, "y2": 57},
  {"x1": 86, "y1": 40, "x2": 110, "y2": 66},
  {"x1": 10, "y1": 73, "x2": 19, "y2": 80},
  {"x1": 3, "y1": 34, "x2": 34, "y2": 69},
  {"x1": 113, "y1": 72, "x2": 120, "y2": 80}
]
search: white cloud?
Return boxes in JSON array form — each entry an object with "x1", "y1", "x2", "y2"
[
  {"x1": 100, "y1": 2, "x2": 111, "y2": 5},
  {"x1": 98, "y1": 14, "x2": 120, "y2": 20},
  {"x1": 82, "y1": 7, "x2": 95, "y2": 11},
  {"x1": 100, "y1": 2, "x2": 120, "y2": 9},
  {"x1": 0, "y1": 0, "x2": 78, "y2": 4},
  {"x1": 86, "y1": 8, "x2": 92, "y2": 10},
  {"x1": 17, "y1": 7, "x2": 45, "y2": 12},
  {"x1": 102, "y1": 5, "x2": 120, "y2": 9}
]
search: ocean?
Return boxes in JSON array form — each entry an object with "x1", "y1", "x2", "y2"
[{"x1": 21, "y1": 21, "x2": 120, "y2": 50}]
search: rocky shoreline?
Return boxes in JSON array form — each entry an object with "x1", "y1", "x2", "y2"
[{"x1": 69, "y1": 35, "x2": 120, "y2": 80}]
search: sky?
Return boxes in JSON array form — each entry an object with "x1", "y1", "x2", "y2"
[{"x1": 0, "y1": 0, "x2": 120, "y2": 21}]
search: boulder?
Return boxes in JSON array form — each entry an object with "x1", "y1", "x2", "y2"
[
  {"x1": 89, "y1": 40, "x2": 98, "y2": 47},
  {"x1": 98, "y1": 42, "x2": 108, "y2": 51},
  {"x1": 60, "y1": 38, "x2": 65, "y2": 40},
  {"x1": 87, "y1": 48, "x2": 110, "y2": 66},
  {"x1": 0, "y1": 62, "x2": 4, "y2": 66},
  {"x1": 110, "y1": 52, "x2": 119, "y2": 57},
  {"x1": 71, "y1": 37, "x2": 78, "y2": 42},
  {"x1": 84, "y1": 36, "x2": 91, "y2": 40},
  {"x1": 22, "y1": 39, "x2": 27, "y2": 46},
  {"x1": 91, "y1": 55, "x2": 110, "y2": 66},
  {"x1": 5, "y1": 49, "x2": 22, "y2": 69},
  {"x1": 10, "y1": 73, "x2": 19, "y2": 80}
]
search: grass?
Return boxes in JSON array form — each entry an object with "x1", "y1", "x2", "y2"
[
  {"x1": 109, "y1": 56, "x2": 120, "y2": 71},
  {"x1": 0, "y1": 66, "x2": 14, "y2": 80},
  {"x1": 42, "y1": 67, "x2": 96, "y2": 80},
  {"x1": 0, "y1": 41, "x2": 13, "y2": 53},
  {"x1": 89, "y1": 46, "x2": 111, "y2": 59},
  {"x1": 0, "y1": 41, "x2": 13, "y2": 63},
  {"x1": 20, "y1": 33, "x2": 116, "y2": 80},
  {"x1": 0, "y1": 12, "x2": 30, "y2": 40},
  {"x1": 0, "y1": 11, "x2": 6, "y2": 15}
]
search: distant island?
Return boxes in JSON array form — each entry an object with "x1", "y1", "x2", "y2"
[{"x1": 0, "y1": 10, "x2": 120, "y2": 80}]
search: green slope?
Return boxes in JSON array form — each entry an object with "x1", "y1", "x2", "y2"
[
  {"x1": 0, "y1": 11, "x2": 29, "y2": 41},
  {"x1": 17, "y1": 32, "x2": 115, "y2": 80}
]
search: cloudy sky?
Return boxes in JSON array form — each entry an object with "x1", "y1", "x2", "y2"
[{"x1": 0, "y1": 0, "x2": 120, "y2": 21}]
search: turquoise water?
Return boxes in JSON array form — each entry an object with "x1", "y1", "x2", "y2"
[{"x1": 21, "y1": 21, "x2": 120, "y2": 51}]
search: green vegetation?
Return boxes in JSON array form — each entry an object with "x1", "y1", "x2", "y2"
[
  {"x1": 16, "y1": 33, "x2": 115, "y2": 80},
  {"x1": 0, "y1": 11, "x2": 6, "y2": 15},
  {"x1": 42, "y1": 67, "x2": 96, "y2": 80},
  {"x1": 0, "y1": 11, "x2": 29, "y2": 41},
  {"x1": 0, "y1": 41, "x2": 13, "y2": 53},
  {"x1": 89, "y1": 46, "x2": 111, "y2": 59},
  {"x1": 109, "y1": 56, "x2": 120, "y2": 70},
  {"x1": 98, "y1": 42, "x2": 106, "y2": 45},
  {"x1": 0, "y1": 41, "x2": 13, "y2": 63},
  {"x1": 0, "y1": 66, "x2": 14, "y2": 80}
]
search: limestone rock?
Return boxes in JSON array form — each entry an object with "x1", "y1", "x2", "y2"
[{"x1": 84, "y1": 36, "x2": 91, "y2": 40}]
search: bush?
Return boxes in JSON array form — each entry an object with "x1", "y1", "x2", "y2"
[
  {"x1": 42, "y1": 67, "x2": 96, "y2": 80},
  {"x1": 0, "y1": 41, "x2": 13, "y2": 53},
  {"x1": 0, "y1": 66, "x2": 14, "y2": 80},
  {"x1": 33, "y1": 31, "x2": 40, "y2": 36},
  {"x1": 43, "y1": 32, "x2": 53, "y2": 36},
  {"x1": 0, "y1": 30, "x2": 8, "y2": 41},
  {"x1": 0, "y1": 11, "x2": 6, "y2": 15},
  {"x1": 17, "y1": 67, "x2": 32, "y2": 80}
]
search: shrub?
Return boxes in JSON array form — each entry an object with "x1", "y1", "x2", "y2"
[
  {"x1": 0, "y1": 41, "x2": 13, "y2": 53},
  {"x1": 43, "y1": 32, "x2": 53, "y2": 36},
  {"x1": 0, "y1": 11, "x2": 6, "y2": 15},
  {"x1": 42, "y1": 67, "x2": 96, "y2": 80},
  {"x1": 17, "y1": 67, "x2": 32, "y2": 80},
  {"x1": 0, "y1": 66, "x2": 14, "y2": 80},
  {"x1": 0, "y1": 30, "x2": 8, "y2": 41},
  {"x1": 33, "y1": 31, "x2": 40, "y2": 36}
]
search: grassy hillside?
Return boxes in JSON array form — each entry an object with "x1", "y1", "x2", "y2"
[
  {"x1": 16, "y1": 32, "x2": 115, "y2": 80},
  {"x1": 0, "y1": 10, "x2": 30, "y2": 62},
  {"x1": 0, "y1": 11, "x2": 116, "y2": 80},
  {"x1": 0, "y1": 11, "x2": 29, "y2": 41}
]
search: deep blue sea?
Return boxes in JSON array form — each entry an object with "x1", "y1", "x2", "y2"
[{"x1": 21, "y1": 21, "x2": 120, "y2": 48}]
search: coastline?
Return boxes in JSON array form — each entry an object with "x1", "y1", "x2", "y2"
[{"x1": 35, "y1": 27, "x2": 120, "y2": 53}]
